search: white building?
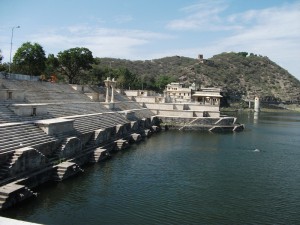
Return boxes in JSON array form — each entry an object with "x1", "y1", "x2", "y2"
[{"x1": 124, "y1": 82, "x2": 223, "y2": 118}]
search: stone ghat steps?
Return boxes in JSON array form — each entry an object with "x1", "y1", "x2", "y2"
[
  {"x1": 0, "y1": 150, "x2": 27, "y2": 180},
  {"x1": 113, "y1": 101, "x2": 144, "y2": 111},
  {"x1": 18, "y1": 114, "x2": 55, "y2": 122},
  {"x1": 0, "y1": 158, "x2": 13, "y2": 180},
  {"x1": 47, "y1": 103, "x2": 110, "y2": 117},
  {"x1": 113, "y1": 91, "x2": 132, "y2": 102},
  {"x1": 0, "y1": 104, "x2": 21, "y2": 124},
  {"x1": 0, "y1": 103, "x2": 55, "y2": 123},
  {"x1": 0, "y1": 123, "x2": 57, "y2": 154},
  {"x1": 1, "y1": 79, "x2": 81, "y2": 93},
  {"x1": 0, "y1": 184, "x2": 36, "y2": 210},
  {"x1": 0, "y1": 123, "x2": 47, "y2": 137},
  {"x1": 131, "y1": 109, "x2": 155, "y2": 120},
  {"x1": 0, "y1": 134, "x2": 54, "y2": 150},
  {"x1": 53, "y1": 162, "x2": 83, "y2": 181},
  {"x1": 24, "y1": 92, "x2": 92, "y2": 103},
  {"x1": 72, "y1": 113, "x2": 129, "y2": 134}
]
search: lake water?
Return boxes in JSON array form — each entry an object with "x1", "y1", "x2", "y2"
[{"x1": 1, "y1": 111, "x2": 300, "y2": 225}]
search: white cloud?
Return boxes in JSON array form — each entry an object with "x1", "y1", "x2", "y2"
[
  {"x1": 113, "y1": 15, "x2": 133, "y2": 24},
  {"x1": 164, "y1": 1, "x2": 300, "y2": 79},
  {"x1": 166, "y1": 0, "x2": 241, "y2": 31},
  {"x1": 27, "y1": 26, "x2": 173, "y2": 58}
]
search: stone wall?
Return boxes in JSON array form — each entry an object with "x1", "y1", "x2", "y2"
[{"x1": 157, "y1": 110, "x2": 194, "y2": 117}]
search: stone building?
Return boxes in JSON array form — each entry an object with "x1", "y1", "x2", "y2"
[
  {"x1": 164, "y1": 82, "x2": 195, "y2": 103},
  {"x1": 124, "y1": 82, "x2": 222, "y2": 118}
]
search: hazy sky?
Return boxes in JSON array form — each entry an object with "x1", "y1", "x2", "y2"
[{"x1": 1, "y1": 0, "x2": 300, "y2": 80}]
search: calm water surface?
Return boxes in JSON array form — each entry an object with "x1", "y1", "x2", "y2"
[{"x1": 1, "y1": 112, "x2": 300, "y2": 225}]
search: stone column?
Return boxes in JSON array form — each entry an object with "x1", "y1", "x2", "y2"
[
  {"x1": 110, "y1": 78, "x2": 116, "y2": 103},
  {"x1": 104, "y1": 77, "x2": 111, "y2": 103},
  {"x1": 254, "y1": 96, "x2": 260, "y2": 112}
]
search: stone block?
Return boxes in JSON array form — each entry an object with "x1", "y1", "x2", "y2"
[{"x1": 36, "y1": 118, "x2": 75, "y2": 135}]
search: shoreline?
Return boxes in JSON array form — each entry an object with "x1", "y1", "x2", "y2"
[{"x1": 221, "y1": 107, "x2": 300, "y2": 113}]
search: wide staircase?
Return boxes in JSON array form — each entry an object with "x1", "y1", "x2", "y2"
[
  {"x1": 0, "y1": 123, "x2": 57, "y2": 154},
  {"x1": 113, "y1": 101, "x2": 144, "y2": 111},
  {"x1": 47, "y1": 102, "x2": 110, "y2": 117},
  {"x1": 71, "y1": 112, "x2": 130, "y2": 134},
  {"x1": 131, "y1": 108, "x2": 155, "y2": 119},
  {"x1": 1, "y1": 79, "x2": 93, "y2": 103},
  {"x1": 0, "y1": 104, "x2": 20, "y2": 124}
]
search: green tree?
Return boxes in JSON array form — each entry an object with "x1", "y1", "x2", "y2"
[
  {"x1": 57, "y1": 47, "x2": 94, "y2": 84},
  {"x1": 0, "y1": 50, "x2": 6, "y2": 72},
  {"x1": 13, "y1": 42, "x2": 46, "y2": 75},
  {"x1": 84, "y1": 64, "x2": 108, "y2": 85},
  {"x1": 0, "y1": 49, "x2": 3, "y2": 63},
  {"x1": 115, "y1": 68, "x2": 137, "y2": 89},
  {"x1": 44, "y1": 54, "x2": 60, "y2": 79},
  {"x1": 237, "y1": 52, "x2": 248, "y2": 57},
  {"x1": 155, "y1": 75, "x2": 175, "y2": 92}
]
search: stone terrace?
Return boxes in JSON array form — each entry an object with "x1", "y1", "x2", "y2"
[
  {"x1": 47, "y1": 102, "x2": 110, "y2": 117},
  {"x1": 1, "y1": 79, "x2": 92, "y2": 103},
  {"x1": 0, "y1": 122, "x2": 57, "y2": 154},
  {"x1": 65, "y1": 112, "x2": 130, "y2": 135}
]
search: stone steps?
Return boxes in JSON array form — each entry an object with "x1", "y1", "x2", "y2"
[
  {"x1": 0, "y1": 184, "x2": 36, "y2": 210},
  {"x1": 53, "y1": 162, "x2": 83, "y2": 181},
  {"x1": 0, "y1": 104, "x2": 21, "y2": 123},
  {"x1": 47, "y1": 103, "x2": 110, "y2": 116},
  {"x1": 114, "y1": 139, "x2": 129, "y2": 151},
  {"x1": 89, "y1": 148, "x2": 110, "y2": 163},
  {"x1": 0, "y1": 134, "x2": 55, "y2": 148},
  {"x1": 72, "y1": 113, "x2": 129, "y2": 134},
  {"x1": 0, "y1": 123, "x2": 57, "y2": 153},
  {"x1": 0, "y1": 129, "x2": 50, "y2": 141},
  {"x1": 0, "y1": 138, "x2": 56, "y2": 154}
]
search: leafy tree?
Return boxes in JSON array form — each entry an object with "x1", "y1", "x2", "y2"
[
  {"x1": 43, "y1": 54, "x2": 60, "y2": 79},
  {"x1": 13, "y1": 42, "x2": 46, "y2": 75},
  {"x1": 84, "y1": 64, "x2": 108, "y2": 85},
  {"x1": 0, "y1": 49, "x2": 3, "y2": 63},
  {"x1": 155, "y1": 75, "x2": 175, "y2": 92},
  {"x1": 237, "y1": 52, "x2": 248, "y2": 57},
  {"x1": 57, "y1": 47, "x2": 94, "y2": 84},
  {"x1": 0, "y1": 50, "x2": 6, "y2": 72},
  {"x1": 115, "y1": 68, "x2": 137, "y2": 89}
]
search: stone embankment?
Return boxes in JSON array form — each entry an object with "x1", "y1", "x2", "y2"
[
  {"x1": 159, "y1": 116, "x2": 244, "y2": 132},
  {"x1": 0, "y1": 113, "x2": 161, "y2": 210},
  {"x1": 0, "y1": 78, "x2": 244, "y2": 212}
]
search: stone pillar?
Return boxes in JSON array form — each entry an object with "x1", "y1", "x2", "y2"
[
  {"x1": 254, "y1": 96, "x2": 260, "y2": 112},
  {"x1": 104, "y1": 77, "x2": 111, "y2": 103},
  {"x1": 110, "y1": 78, "x2": 116, "y2": 103}
]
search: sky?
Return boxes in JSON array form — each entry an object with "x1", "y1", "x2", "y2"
[{"x1": 1, "y1": 0, "x2": 300, "y2": 80}]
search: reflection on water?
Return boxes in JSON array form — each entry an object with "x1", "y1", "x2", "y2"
[
  {"x1": 254, "y1": 112, "x2": 259, "y2": 124},
  {"x1": 1, "y1": 112, "x2": 300, "y2": 225}
]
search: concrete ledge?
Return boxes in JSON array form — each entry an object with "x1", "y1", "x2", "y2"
[
  {"x1": 35, "y1": 118, "x2": 75, "y2": 135},
  {"x1": 0, "y1": 216, "x2": 42, "y2": 225},
  {"x1": 10, "y1": 103, "x2": 48, "y2": 117}
]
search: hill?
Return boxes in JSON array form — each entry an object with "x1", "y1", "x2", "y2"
[{"x1": 96, "y1": 52, "x2": 300, "y2": 103}]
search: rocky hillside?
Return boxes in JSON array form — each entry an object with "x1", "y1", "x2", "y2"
[{"x1": 97, "y1": 52, "x2": 300, "y2": 103}]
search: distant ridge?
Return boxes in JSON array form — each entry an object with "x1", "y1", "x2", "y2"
[{"x1": 96, "y1": 52, "x2": 300, "y2": 103}]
